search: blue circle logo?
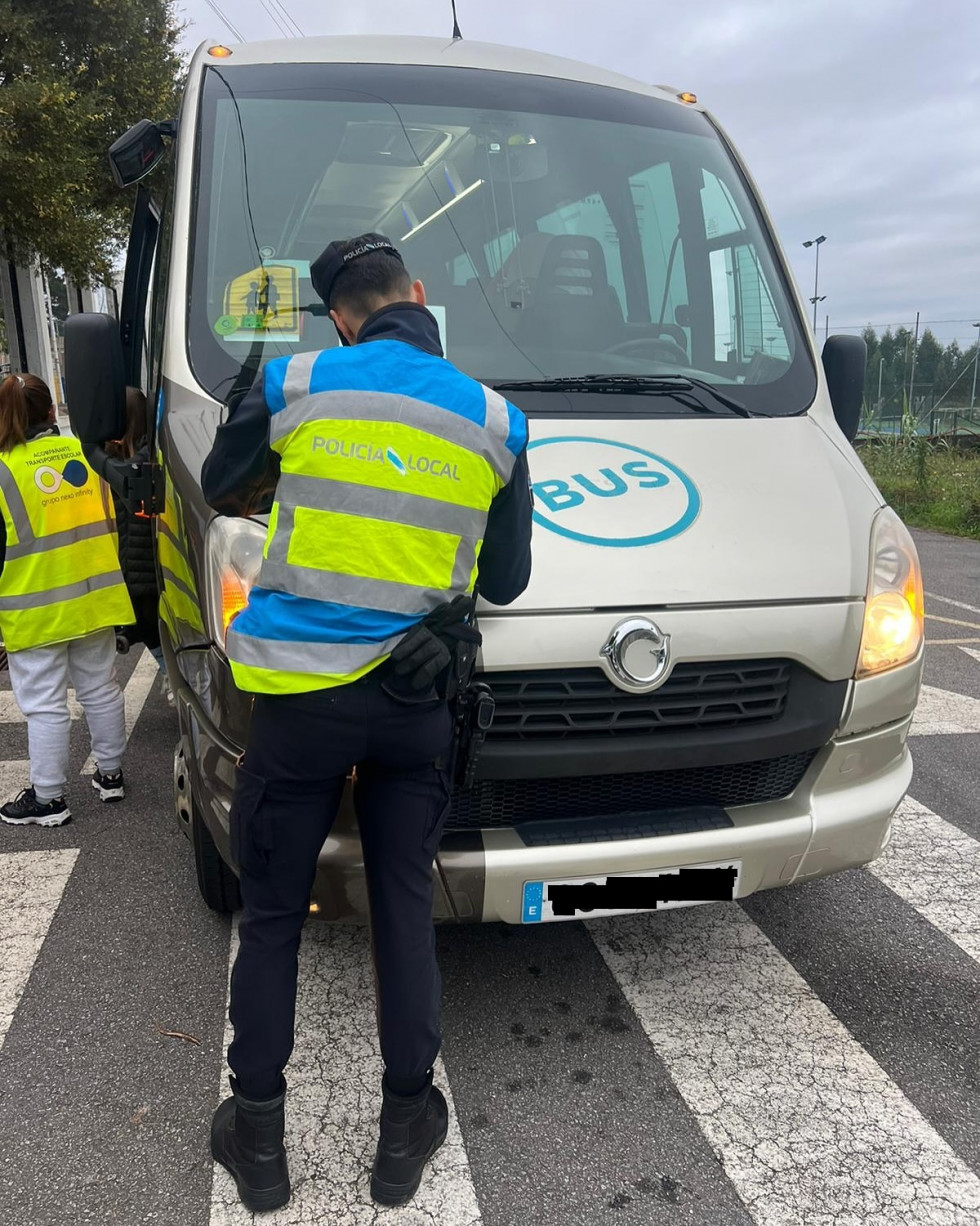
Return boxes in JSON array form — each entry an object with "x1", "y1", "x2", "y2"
[
  {"x1": 527, "y1": 436, "x2": 701, "y2": 548},
  {"x1": 62, "y1": 459, "x2": 89, "y2": 488}
]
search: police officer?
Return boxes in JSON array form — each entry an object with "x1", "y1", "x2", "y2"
[{"x1": 201, "y1": 234, "x2": 532, "y2": 1214}]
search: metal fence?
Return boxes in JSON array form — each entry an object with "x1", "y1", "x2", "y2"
[{"x1": 858, "y1": 407, "x2": 980, "y2": 439}]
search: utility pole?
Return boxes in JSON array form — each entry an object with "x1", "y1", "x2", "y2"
[
  {"x1": 42, "y1": 271, "x2": 64, "y2": 407},
  {"x1": 877, "y1": 355, "x2": 884, "y2": 415},
  {"x1": 971, "y1": 322, "x2": 980, "y2": 413},
  {"x1": 907, "y1": 311, "x2": 920, "y2": 417},
  {"x1": 824, "y1": 314, "x2": 829, "y2": 345},
  {"x1": 802, "y1": 235, "x2": 826, "y2": 332}
]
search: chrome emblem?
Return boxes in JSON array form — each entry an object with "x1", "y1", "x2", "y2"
[{"x1": 600, "y1": 617, "x2": 671, "y2": 690}]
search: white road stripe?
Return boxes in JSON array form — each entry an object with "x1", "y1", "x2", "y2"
[
  {"x1": 959, "y1": 645, "x2": 980, "y2": 667},
  {"x1": 927, "y1": 613, "x2": 980, "y2": 630},
  {"x1": 926, "y1": 591, "x2": 980, "y2": 618},
  {"x1": 0, "y1": 849, "x2": 79, "y2": 1054},
  {"x1": 210, "y1": 922, "x2": 482, "y2": 1226},
  {"x1": 870, "y1": 797, "x2": 980, "y2": 966},
  {"x1": 592, "y1": 904, "x2": 980, "y2": 1226},
  {"x1": 81, "y1": 650, "x2": 160, "y2": 775},
  {"x1": 910, "y1": 684, "x2": 980, "y2": 735},
  {"x1": 0, "y1": 761, "x2": 31, "y2": 798},
  {"x1": 0, "y1": 692, "x2": 83, "y2": 723}
]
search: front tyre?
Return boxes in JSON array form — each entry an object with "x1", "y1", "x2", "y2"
[{"x1": 192, "y1": 799, "x2": 242, "y2": 913}]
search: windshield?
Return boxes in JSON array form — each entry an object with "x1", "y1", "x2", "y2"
[{"x1": 189, "y1": 63, "x2": 815, "y2": 415}]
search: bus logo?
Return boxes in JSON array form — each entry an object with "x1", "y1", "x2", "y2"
[{"x1": 527, "y1": 436, "x2": 700, "y2": 547}]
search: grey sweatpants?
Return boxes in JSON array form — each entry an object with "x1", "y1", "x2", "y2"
[{"x1": 7, "y1": 628, "x2": 126, "y2": 801}]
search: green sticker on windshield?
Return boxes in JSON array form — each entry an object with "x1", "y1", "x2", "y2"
[{"x1": 214, "y1": 314, "x2": 238, "y2": 336}]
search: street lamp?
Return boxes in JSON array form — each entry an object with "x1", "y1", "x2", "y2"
[
  {"x1": 971, "y1": 322, "x2": 980, "y2": 413},
  {"x1": 802, "y1": 235, "x2": 827, "y2": 333}
]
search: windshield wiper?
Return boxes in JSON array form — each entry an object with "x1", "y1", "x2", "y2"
[{"x1": 492, "y1": 374, "x2": 758, "y2": 418}]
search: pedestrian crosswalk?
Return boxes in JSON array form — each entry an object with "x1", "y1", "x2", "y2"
[
  {"x1": 0, "y1": 849, "x2": 79, "y2": 1055},
  {"x1": 869, "y1": 798, "x2": 980, "y2": 966},
  {"x1": 594, "y1": 904, "x2": 980, "y2": 1226},
  {"x1": 2, "y1": 642, "x2": 980, "y2": 1225},
  {"x1": 211, "y1": 926, "x2": 482, "y2": 1226}
]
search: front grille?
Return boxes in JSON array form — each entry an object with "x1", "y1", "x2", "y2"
[
  {"x1": 446, "y1": 750, "x2": 816, "y2": 831},
  {"x1": 486, "y1": 661, "x2": 791, "y2": 741}
]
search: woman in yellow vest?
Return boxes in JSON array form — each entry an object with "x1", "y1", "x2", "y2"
[{"x1": 0, "y1": 373, "x2": 135, "y2": 826}]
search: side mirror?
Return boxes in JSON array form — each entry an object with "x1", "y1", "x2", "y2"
[
  {"x1": 64, "y1": 314, "x2": 163, "y2": 514},
  {"x1": 822, "y1": 334, "x2": 866, "y2": 442},
  {"x1": 109, "y1": 119, "x2": 168, "y2": 188},
  {"x1": 64, "y1": 313, "x2": 125, "y2": 444}
]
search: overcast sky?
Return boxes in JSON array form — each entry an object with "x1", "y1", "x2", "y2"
[{"x1": 177, "y1": 0, "x2": 980, "y2": 349}]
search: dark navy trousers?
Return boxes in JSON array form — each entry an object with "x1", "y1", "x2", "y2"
[{"x1": 226, "y1": 674, "x2": 453, "y2": 1100}]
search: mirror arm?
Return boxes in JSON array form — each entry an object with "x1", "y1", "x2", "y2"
[{"x1": 81, "y1": 443, "x2": 165, "y2": 517}]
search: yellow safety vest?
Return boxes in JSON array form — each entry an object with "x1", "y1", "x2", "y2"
[
  {"x1": 226, "y1": 342, "x2": 527, "y2": 694},
  {"x1": 0, "y1": 432, "x2": 134, "y2": 652},
  {"x1": 157, "y1": 465, "x2": 205, "y2": 639}
]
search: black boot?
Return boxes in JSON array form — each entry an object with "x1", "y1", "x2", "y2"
[
  {"x1": 370, "y1": 1070, "x2": 449, "y2": 1206},
  {"x1": 210, "y1": 1077, "x2": 290, "y2": 1213}
]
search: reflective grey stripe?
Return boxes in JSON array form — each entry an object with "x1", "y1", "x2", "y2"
[
  {"x1": 269, "y1": 389, "x2": 516, "y2": 482},
  {"x1": 160, "y1": 567, "x2": 198, "y2": 604},
  {"x1": 226, "y1": 627, "x2": 403, "y2": 676},
  {"x1": 0, "y1": 457, "x2": 34, "y2": 546},
  {"x1": 157, "y1": 519, "x2": 183, "y2": 551},
  {"x1": 283, "y1": 351, "x2": 319, "y2": 405},
  {"x1": 0, "y1": 569, "x2": 124, "y2": 612},
  {"x1": 483, "y1": 385, "x2": 514, "y2": 452},
  {"x1": 5, "y1": 519, "x2": 112, "y2": 561},
  {"x1": 257, "y1": 559, "x2": 448, "y2": 616},
  {"x1": 274, "y1": 473, "x2": 490, "y2": 538},
  {"x1": 265, "y1": 502, "x2": 293, "y2": 566},
  {"x1": 451, "y1": 538, "x2": 479, "y2": 592}
]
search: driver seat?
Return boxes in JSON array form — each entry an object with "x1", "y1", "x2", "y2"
[{"x1": 516, "y1": 234, "x2": 623, "y2": 352}]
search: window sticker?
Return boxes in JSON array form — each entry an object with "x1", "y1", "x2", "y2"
[{"x1": 216, "y1": 262, "x2": 307, "y2": 343}]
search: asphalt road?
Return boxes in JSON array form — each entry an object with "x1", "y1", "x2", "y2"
[{"x1": 2, "y1": 527, "x2": 980, "y2": 1226}]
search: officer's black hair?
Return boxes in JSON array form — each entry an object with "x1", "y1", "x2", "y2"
[{"x1": 329, "y1": 241, "x2": 413, "y2": 319}]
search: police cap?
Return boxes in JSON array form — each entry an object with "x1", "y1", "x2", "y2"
[{"x1": 310, "y1": 233, "x2": 405, "y2": 308}]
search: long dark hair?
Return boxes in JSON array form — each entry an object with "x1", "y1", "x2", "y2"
[
  {"x1": 106, "y1": 387, "x2": 148, "y2": 461},
  {"x1": 0, "y1": 373, "x2": 53, "y2": 454}
]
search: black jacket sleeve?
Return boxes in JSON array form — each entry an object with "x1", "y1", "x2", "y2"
[
  {"x1": 201, "y1": 372, "x2": 281, "y2": 517},
  {"x1": 477, "y1": 448, "x2": 533, "y2": 606}
]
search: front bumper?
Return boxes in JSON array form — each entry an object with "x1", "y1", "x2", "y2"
[{"x1": 175, "y1": 650, "x2": 912, "y2": 923}]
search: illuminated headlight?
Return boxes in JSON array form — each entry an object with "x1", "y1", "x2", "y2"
[
  {"x1": 856, "y1": 507, "x2": 924, "y2": 678},
  {"x1": 204, "y1": 517, "x2": 266, "y2": 651}
]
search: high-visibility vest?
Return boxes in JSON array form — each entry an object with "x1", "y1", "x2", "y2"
[
  {"x1": 226, "y1": 341, "x2": 527, "y2": 695},
  {"x1": 157, "y1": 465, "x2": 205, "y2": 638},
  {"x1": 0, "y1": 432, "x2": 134, "y2": 652}
]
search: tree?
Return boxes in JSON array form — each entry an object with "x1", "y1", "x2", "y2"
[
  {"x1": 913, "y1": 329, "x2": 943, "y2": 396},
  {"x1": 0, "y1": 0, "x2": 183, "y2": 282}
]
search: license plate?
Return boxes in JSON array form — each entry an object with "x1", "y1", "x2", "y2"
[{"x1": 521, "y1": 860, "x2": 742, "y2": 923}]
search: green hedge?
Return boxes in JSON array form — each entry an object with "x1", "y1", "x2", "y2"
[{"x1": 858, "y1": 440, "x2": 980, "y2": 539}]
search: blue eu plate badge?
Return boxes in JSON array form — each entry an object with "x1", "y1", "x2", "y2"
[{"x1": 522, "y1": 861, "x2": 741, "y2": 923}]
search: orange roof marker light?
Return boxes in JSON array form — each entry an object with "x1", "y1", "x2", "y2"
[
  {"x1": 208, "y1": 45, "x2": 233, "y2": 58},
  {"x1": 678, "y1": 91, "x2": 698, "y2": 105}
]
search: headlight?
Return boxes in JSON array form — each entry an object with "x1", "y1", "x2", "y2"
[
  {"x1": 204, "y1": 517, "x2": 266, "y2": 651},
  {"x1": 856, "y1": 507, "x2": 924, "y2": 678}
]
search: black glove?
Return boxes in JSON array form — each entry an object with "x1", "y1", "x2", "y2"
[{"x1": 388, "y1": 624, "x2": 452, "y2": 692}]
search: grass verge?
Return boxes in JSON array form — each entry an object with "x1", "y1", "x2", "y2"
[{"x1": 857, "y1": 439, "x2": 980, "y2": 539}]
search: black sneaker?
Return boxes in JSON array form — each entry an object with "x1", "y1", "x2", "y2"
[
  {"x1": 92, "y1": 768, "x2": 125, "y2": 802},
  {"x1": 0, "y1": 787, "x2": 72, "y2": 827}
]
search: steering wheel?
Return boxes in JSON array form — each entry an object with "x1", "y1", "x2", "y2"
[{"x1": 606, "y1": 337, "x2": 687, "y2": 364}]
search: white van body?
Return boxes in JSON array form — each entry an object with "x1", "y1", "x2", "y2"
[{"x1": 133, "y1": 36, "x2": 923, "y2": 922}]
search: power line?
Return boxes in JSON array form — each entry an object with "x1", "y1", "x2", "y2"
[
  {"x1": 267, "y1": 0, "x2": 305, "y2": 36},
  {"x1": 258, "y1": 0, "x2": 291, "y2": 37},
  {"x1": 203, "y1": 0, "x2": 244, "y2": 41}
]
